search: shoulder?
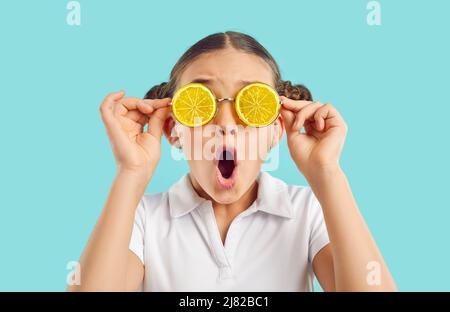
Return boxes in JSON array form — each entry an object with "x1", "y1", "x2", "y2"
[
  {"x1": 136, "y1": 191, "x2": 170, "y2": 219},
  {"x1": 261, "y1": 172, "x2": 321, "y2": 220},
  {"x1": 286, "y1": 182, "x2": 323, "y2": 224},
  {"x1": 263, "y1": 172, "x2": 318, "y2": 207},
  {"x1": 141, "y1": 191, "x2": 167, "y2": 205},
  {"x1": 286, "y1": 183, "x2": 319, "y2": 209}
]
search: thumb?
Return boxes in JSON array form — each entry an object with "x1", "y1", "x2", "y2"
[
  {"x1": 147, "y1": 107, "x2": 171, "y2": 141},
  {"x1": 280, "y1": 107, "x2": 297, "y2": 137}
]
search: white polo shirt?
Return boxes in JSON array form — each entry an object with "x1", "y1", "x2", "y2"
[{"x1": 129, "y1": 171, "x2": 330, "y2": 292}]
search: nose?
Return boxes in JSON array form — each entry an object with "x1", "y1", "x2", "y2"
[
  {"x1": 212, "y1": 99, "x2": 241, "y2": 135},
  {"x1": 216, "y1": 125, "x2": 237, "y2": 136}
]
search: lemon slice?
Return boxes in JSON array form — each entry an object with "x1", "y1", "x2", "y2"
[
  {"x1": 235, "y1": 82, "x2": 280, "y2": 127},
  {"x1": 171, "y1": 83, "x2": 217, "y2": 127}
]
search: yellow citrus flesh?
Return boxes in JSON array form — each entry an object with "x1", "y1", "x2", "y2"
[
  {"x1": 235, "y1": 82, "x2": 280, "y2": 127},
  {"x1": 171, "y1": 83, "x2": 216, "y2": 127}
]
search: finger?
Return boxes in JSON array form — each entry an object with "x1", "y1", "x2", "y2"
[
  {"x1": 139, "y1": 98, "x2": 172, "y2": 113},
  {"x1": 314, "y1": 106, "x2": 328, "y2": 131},
  {"x1": 280, "y1": 107, "x2": 297, "y2": 136},
  {"x1": 320, "y1": 103, "x2": 344, "y2": 127},
  {"x1": 147, "y1": 106, "x2": 171, "y2": 141},
  {"x1": 124, "y1": 110, "x2": 149, "y2": 126},
  {"x1": 104, "y1": 90, "x2": 126, "y2": 103},
  {"x1": 99, "y1": 91, "x2": 131, "y2": 147},
  {"x1": 313, "y1": 103, "x2": 339, "y2": 131},
  {"x1": 304, "y1": 121, "x2": 317, "y2": 135},
  {"x1": 115, "y1": 97, "x2": 171, "y2": 117},
  {"x1": 137, "y1": 114, "x2": 149, "y2": 127},
  {"x1": 114, "y1": 97, "x2": 145, "y2": 116},
  {"x1": 100, "y1": 90, "x2": 125, "y2": 124},
  {"x1": 280, "y1": 96, "x2": 312, "y2": 113},
  {"x1": 293, "y1": 102, "x2": 323, "y2": 132}
]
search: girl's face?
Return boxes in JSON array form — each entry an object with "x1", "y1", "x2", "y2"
[{"x1": 170, "y1": 48, "x2": 284, "y2": 204}]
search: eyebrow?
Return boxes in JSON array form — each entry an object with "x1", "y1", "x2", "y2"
[{"x1": 189, "y1": 78, "x2": 257, "y2": 87}]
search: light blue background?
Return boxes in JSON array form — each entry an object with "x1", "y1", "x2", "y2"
[{"x1": 0, "y1": 0, "x2": 449, "y2": 291}]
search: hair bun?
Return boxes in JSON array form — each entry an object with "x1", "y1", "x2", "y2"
[
  {"x1": 277, "y1": 80, "x2": 312, "y2": 101},
  {"x1": 144, "y1": 82, "x2": 169, "y2": 99}
]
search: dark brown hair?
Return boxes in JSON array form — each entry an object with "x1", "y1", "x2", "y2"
[{"x1": 144, "y1": 31, "x2": 312, "y2": 101}]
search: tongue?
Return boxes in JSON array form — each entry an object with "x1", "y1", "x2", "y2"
[{"x1": 218, "y1": 151, "x2": 235, "y2": 179}]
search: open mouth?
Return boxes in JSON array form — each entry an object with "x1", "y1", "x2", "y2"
[
  {"x1": 218, "y1": 149, "x2": 235, "y2": 178},
  {"x1": 215, "y1": 146, "x2": 237, "y2": 189}
]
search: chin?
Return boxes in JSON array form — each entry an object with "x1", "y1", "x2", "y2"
[{"x1": 209, "y1": 181, "x2": 242, "y2": 204}]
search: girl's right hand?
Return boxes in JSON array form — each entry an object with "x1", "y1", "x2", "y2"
[{"x1": 99, "y1": 91, "x2": 172, "y2": 181}]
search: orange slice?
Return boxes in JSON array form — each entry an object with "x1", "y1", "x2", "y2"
[
  {"x1": 171, "y1": 83, "x2": 216, "y2": 127},
  {"x1": 235, "y1": 82, "x2": 280, "y2": 127}
]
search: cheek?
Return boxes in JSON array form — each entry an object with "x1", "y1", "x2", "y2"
[
  {"x1": 237, "y1": 128, "x2": 273, "y2": 161},
  {"x1": 178, "y1": 128, "x2": 206, "y2": 160},
  {"x1": 187, "y1": 159, "x2": 208, "y2": 173},
  {"x1": 186, "y1": 159, "x2": 215, "y2": 191},
  {"x1": 185, "y1": 134, "x2": 217, "y2": 172},
  {"x1": 258, "y1": 126, "x2": 277, "y2": 153}
]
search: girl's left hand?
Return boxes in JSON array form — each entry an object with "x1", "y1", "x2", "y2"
[{"x1": 279, "y1": 96, "x2": 348, "y2": 179}]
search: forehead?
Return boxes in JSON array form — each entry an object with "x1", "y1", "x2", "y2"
[{"x1": 177, "y1": 48, "x2": 274, "y2": 89}]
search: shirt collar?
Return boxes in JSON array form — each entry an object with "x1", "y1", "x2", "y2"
[{"x1": 168, "y1": 171, "x2": 295, "y2": 219}]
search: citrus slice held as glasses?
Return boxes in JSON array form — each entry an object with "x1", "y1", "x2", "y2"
[
  {"x1": 235, "y1": 82, "x2": 280, "y2": 127},
  {"x1": 171, "y1": 83, "x2": 217, "y2": 127}
]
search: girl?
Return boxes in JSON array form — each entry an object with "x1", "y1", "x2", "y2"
[{"x1": 69, "y1": 31, "x2": 396, "y2": 292}]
